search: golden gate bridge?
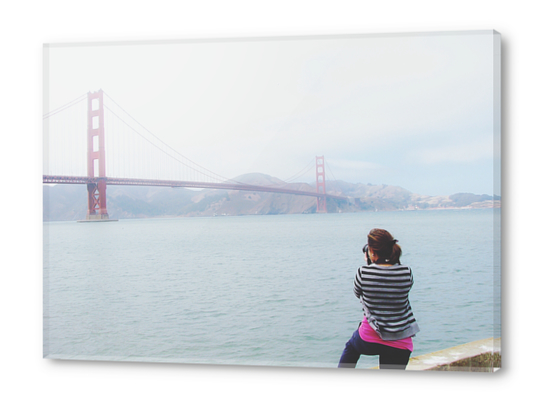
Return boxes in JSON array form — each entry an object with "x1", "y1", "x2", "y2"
[{"x1": 43, "y1": 89, "x2": 348, "y2": 221}]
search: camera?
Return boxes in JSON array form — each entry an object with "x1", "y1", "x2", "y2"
[{"x1": 363, "y1": 244, "x2": 372, "y2": 265}]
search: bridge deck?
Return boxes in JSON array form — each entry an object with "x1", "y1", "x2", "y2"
[{"x1": 43, "y1": 175, "x2": 348, "y2": 200}]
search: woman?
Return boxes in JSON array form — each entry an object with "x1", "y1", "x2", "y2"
[{"x1": 338, "y1": 228, "x2": 420, "y2": 369}]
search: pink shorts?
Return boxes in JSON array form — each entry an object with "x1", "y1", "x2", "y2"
[{"x1": 358, "y1": 317, "x2": 413, "y2": 351}]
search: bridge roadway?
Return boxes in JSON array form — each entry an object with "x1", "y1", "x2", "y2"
[{"x1": 43, "y1": 175, "x2": 349, "y2": 201}]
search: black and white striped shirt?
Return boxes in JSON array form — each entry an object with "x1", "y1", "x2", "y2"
[{"x1": 354, "y1": 264, "x2": 420, "y2": 340}]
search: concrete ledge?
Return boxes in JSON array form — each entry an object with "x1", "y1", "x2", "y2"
[
  {"x1": 406, "y1": 337, "x2": 500, "y2": 371},
  {"x1": 77, "y1": 219, "x2": 118, "y2": 223}
]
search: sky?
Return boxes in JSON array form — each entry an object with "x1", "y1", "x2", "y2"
[{"x1": 44, "y1": 31, "x2": 500, "y2": 196}]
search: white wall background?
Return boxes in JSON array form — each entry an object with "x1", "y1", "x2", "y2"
[{"x1": 1, "y1": 1, "x2": 535, "y2": 401}]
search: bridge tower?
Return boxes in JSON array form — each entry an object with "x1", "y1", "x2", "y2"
[
  {"x1": 85, "y1": 89, "x2": 111, "y2": 221},
  {"x1": 316, "y1": 155, "x2": 327, "y2": 213}
]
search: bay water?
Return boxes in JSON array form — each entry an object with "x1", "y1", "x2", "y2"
[{"x1": 43, "y1": 209, "x2": 500, "y2": 369}]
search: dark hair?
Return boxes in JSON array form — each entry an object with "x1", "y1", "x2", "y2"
[{"x1": 367, "y1": 228, "x2": 401, "y2": 264}]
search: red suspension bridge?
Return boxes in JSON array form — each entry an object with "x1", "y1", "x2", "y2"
[{"x1": 43, "y1": 90, "x2": 347, "y2": 221}]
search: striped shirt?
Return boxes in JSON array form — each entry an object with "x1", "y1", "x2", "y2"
[{"x1": 354, "y1": 264, "x2": 420, "y2": 341}]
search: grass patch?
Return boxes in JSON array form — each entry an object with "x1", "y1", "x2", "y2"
[{"x1": 429, "y1": 352, "x2": 501, "y2": 372}]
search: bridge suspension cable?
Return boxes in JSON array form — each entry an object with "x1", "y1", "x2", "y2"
[
  {"x1": 103, "y1": 104, "x2": 230, "y2": 182},
  {"x1": 43, "y1": 93, "x2": 87, "y2": 120},
  {"x1": 255, "y1": 158, "x2": 316, "y2": 190},
  {"x1": 325, "y1": 160, "x2": 337, "y2": 182},
  {"x1": 282, "y1": 159, "x2": 315, "y2": 183},
  {"x1": 103, "y1": 91, "x2": 252, "y2": 185}
]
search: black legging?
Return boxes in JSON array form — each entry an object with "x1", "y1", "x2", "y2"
[{"x1": 338, "y1": 328, "x2": 411, "y2": 369}]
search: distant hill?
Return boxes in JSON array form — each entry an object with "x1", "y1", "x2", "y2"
[{"x1": 43, "y1": 173, "x2": 501, "y2": 221}]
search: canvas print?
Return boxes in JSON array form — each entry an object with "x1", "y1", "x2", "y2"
[{"x1": 43, "y1": 31, "x2": 501, "y2": 371}]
